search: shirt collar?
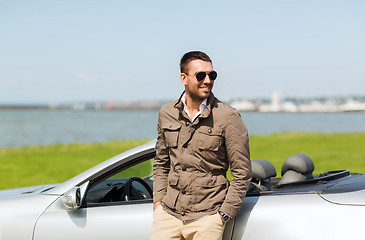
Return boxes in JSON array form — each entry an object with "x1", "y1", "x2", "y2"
[{"x1": 181, "y1": 93, "x2": 207, "y2": 122}]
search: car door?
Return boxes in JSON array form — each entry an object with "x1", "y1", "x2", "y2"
[
  {"x1": 34, "y1": 155, "x2": 155, "y2": 240},
  {"x1": 34, "y1": 201, "x2": 153, "y2": 240}
]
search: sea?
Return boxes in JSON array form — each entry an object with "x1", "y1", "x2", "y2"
[{"x1": 1, "y1": 109, "x2": 365, "y2": 148}]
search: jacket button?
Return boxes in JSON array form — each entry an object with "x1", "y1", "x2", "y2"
[{"x1": 182, "y1": 190, "x2": 186, "y2": 194}]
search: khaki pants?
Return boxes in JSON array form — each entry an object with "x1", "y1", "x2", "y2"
[{"x1": 150, "y1": 205, "x2": 225, "y2": 240}]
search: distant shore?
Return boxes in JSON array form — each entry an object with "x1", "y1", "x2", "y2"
[
  {"x1": 2, "y1": 93, "x2": 365, "y2": 112},
  {"x1": 0, "y1": 102, "x2": 162, "y2": 111},
  {"x1": 0, "y1": 105, "x2": 49, "y2": 110}
]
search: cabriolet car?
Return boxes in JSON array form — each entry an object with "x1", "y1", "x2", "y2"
[{"x1": 0, "y1": 140, "x2": 364, "y2": 239}]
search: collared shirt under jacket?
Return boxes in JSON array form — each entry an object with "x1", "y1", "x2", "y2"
[{"x1": 153, "y1": 92, "x2": 252, "y2": 221}]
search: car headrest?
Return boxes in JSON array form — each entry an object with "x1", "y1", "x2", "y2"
[
  {"x1": 252, "y1": 159, "x2": 277, "y2": 180},
  {"x1": 281, "y1": 153, "x2": 314, "y2": 176}
]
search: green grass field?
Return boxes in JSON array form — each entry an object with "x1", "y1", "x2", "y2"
[{"x1": 1, "y1": 132, "x2": 365, "y2": 190}]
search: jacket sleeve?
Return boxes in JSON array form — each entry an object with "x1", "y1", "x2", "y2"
[
  {"x1": 220, "y1": 109, "x2": 252, "y2": 217},
  {"x1": 152, "y1": 112, "x2": 171, "y2": 203}
]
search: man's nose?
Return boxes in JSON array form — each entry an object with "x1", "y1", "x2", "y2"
[{"x1": 203, "y1": 74, "x2": 213, "y2": 83}]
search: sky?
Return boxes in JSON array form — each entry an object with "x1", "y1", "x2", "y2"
[{"x1": 1, "y1": 0, "x2": 364, "y2": 104}]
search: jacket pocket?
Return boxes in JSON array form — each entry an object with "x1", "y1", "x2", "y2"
[
  {"x1": 192, "y1": 175, "x2": 228, "y2": 212},
  {"x1": 198, "y1": 127, "x2": 223, "y2": 151},
  {"x1": 163, "y1": 175, "x2": 180, "y2": 209},
  {"x1": 162, "y1": 123, "x2": 181, "y2": 148}
]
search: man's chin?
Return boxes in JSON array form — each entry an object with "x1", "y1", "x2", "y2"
[
  {"x1": 188, "y1": 90, "x2": 211, "y2": 102},
  {"x1": 191, "y1": 94, "x2": 209, "y2": 102},
  {"x1": 201, "y1": 91, "x2": 211, "y2": 98}
]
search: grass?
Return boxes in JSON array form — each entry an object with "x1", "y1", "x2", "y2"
[
  {"x1": 250, "y1": 132, "x2": 365, "y2": 175},
  {"x1": 0, "y1": 132, "x2": 365, "y2": 190},
  {"x1": 0, "y1": 140, "x2": 149, "y2": 190}
]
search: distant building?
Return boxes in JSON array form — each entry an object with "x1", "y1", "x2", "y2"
[
  {"x1": 259, "y1": 91, "x2": 281, "y2": 112},
  {"x1": 298, "y1": 100, "x2": 338, "y2": 112},
  {"x1": 340, "y1": 99, "x2": 365, "y2": 112},
  {"x1": 230, "y1": 100, "x2": 257, "y2": 111}
]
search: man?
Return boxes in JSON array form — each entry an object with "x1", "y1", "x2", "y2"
[{"x1": 151, "y1": 51, "x2": 251, "y2": 240}]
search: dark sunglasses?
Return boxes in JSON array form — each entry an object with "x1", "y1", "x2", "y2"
[{"x1": 194, "y1": 71, "x2": 218, "y2": 81}]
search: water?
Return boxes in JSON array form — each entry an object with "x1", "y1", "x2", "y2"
[
  {"x1": 242, "y1": 112, "x2": 365, "y2": 135},
  {"x1": 0, "y1": 110, "x2": 159, "y2": 148},
  {"x1": 1, "y1": 110, "x2": 365, "y2": 148}
]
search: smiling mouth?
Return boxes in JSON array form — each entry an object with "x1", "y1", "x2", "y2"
[{"x1": 200, "y1": 87, "x2": 211, "y2": 92}]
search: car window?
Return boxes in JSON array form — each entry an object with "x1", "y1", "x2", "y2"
[
  {"x1": 109, "y1": 158, "x2": 153, "y2": 180},
  {"x1": 84, "y1": 157, "x2": 154, "y2": 206}
]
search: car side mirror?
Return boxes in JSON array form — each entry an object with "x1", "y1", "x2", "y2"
[
  {"x1": 62, "y1": 187, "x2": 81, "y2": 210},
  {"x1": 62, "y1": 181, "x2": 89, "y2": 210}
]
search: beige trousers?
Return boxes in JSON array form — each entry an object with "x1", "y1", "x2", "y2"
[{"x1": 150, "y1": 205, "x2": 225, "y2": 240}]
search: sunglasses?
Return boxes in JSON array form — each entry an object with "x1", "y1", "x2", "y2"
[{"x1": 189, "y1": 71, "x2": 218, "y2": 81}]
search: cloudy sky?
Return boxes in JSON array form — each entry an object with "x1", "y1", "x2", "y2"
[{"x1": 1, "y1": 0, "x2": 364, "y2": 104}]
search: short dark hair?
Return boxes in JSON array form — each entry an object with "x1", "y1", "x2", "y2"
[{"x1": 180, "y1": 51, "x2": 212, "y2": 73}]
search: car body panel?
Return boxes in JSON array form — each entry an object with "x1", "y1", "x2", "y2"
[
  {"x1": 0, "y1": 184, "x2": 56, "y2": 199},
  {"x1": 0, "y1": 194, "x2": 60, "y2": 239},
  {"x1": 233, "y1": 193, "x2": 364, "y2": 240},
  {"x1": 318, "y1": 174, "x2": 365, "y2": 205},
  {"x1": 34, "y1": 201, "x2": 153, "y2": 240},
  {"x1": 319, "y1": 189, "x2": 365, "y2": 206}
]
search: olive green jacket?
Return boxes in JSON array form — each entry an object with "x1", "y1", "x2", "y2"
[{"x1": 153, "y1": 92, "x2": 252, "y2": 221}]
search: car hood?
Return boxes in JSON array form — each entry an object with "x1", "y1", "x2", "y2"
[{"x1": 0, "y1": 184, "x2": 58, "y2": 199}]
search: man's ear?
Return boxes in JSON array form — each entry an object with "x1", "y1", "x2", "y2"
[{"x1": 180, "y1": 73, "x2": 188, "y2": 86}]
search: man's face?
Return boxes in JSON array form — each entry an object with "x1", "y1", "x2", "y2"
[{"x1": 181, "y1": 59, "x2": 215, "y2": 102}]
